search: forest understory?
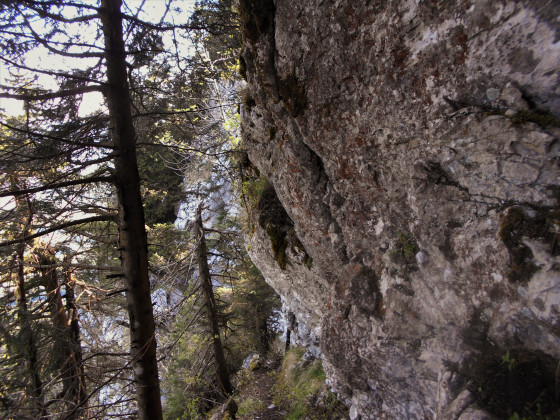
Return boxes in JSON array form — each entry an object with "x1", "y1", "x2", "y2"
[{"x1": 208, "y1": 344, "x2": 349, "y2": 420}]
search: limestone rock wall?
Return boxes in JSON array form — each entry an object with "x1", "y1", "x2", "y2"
[{"x1": 240, "y1": 0, "x2": 560, "y2": 418}]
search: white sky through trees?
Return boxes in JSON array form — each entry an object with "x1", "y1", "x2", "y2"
[
  {"x1": 0, "y1": 0, "x2": 195, "y2": 116},
  {"x1": 0, "y1": 0, "x2": 199, "y2": 220}
]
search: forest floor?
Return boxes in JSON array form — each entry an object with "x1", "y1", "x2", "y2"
[
  {"x1": 230, "y1": 347, "x2": 349, "y2": 420},
  {"x1": 235, "y1": 356, "x2": 286, "y2": 420}
]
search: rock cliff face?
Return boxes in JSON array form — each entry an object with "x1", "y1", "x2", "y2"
[{"x1": 239, "y1": 1, "x2": 560, "y2": 418}]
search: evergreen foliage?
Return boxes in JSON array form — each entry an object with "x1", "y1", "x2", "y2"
[{"x1": 0, "y1": 1, "x2": 282, "y2": 418}]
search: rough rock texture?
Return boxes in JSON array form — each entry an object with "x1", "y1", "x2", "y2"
[{"x1": 240, "y1": 0, "x2": 560, "y2": 418}]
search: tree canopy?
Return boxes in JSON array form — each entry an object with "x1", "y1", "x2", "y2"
[{"x1": 0, "y1": 1, "x2": 280, "y2": 419}]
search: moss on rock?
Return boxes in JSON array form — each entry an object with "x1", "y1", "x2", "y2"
[
  {"x1": 278, "y1": 74, "x2": 307, "y2": 117},
  {"x1": 268, "y1": 125, "x2": 277, "y2": 141},
  {"x1": 264, "y1": 224, "x2": 288, "y2": 270},
  {"x1": 499, "y1": 206, "x2": 559, "y2": 282},
  {"x1": 470, "y1": 348, "x2": 560, "y2": 419},
  {"x1": 238, "y1": 0, "x2": 275, "y2": 44}
]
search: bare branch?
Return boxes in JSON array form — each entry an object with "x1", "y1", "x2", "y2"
[
  {"x1": 122, "y1": 13, "x2": 240, "y2": 34},
  {"x1": 0, "y1": 215, "x2": 117, "y2": 248},
  {"x1": 23, "y1": 262, "x2": 120, "y2": 271},
  {"x1": 131, "y1": 102, "x2": 238, "y2": 117},
  {"x1": 0, "y1": 85, "x2": 103, "y2": 101},
  {"x1": 0, "y1": 56, "x2": 105, "y2": 85},
  {"x1": 0, "y1": 175, "x2": 115, "y2": 198},
  {"x1": 22, "y1": 3, "x2": 100, "y2": 23},
  {"x1": 18, "y1": 0, "x2": 100, "y2": 12},
  {"x1": 0, "y1": 119, "x2": 114, "y2": 149},
  {"x1": 15, "y1": 6, "x2": 105, "y2": 58}
]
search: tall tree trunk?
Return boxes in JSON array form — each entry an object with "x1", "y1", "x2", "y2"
[
  {"x1": 285, "y1": 327, "x2": 291, "y2": 352},
  {"x1": 12, "y1": 187, "x2": 46, "y2": 418},
  {"x1": 99, "y1": 1, "x2": 162, "y2": 418},
  {"x1": 63, "y1": 266, "x2": 87, "y2": 418},
  {"x1": 258, "y1": 316, "x2": 270, "y2": 354},
  {"x1": 194, "y1": 205, "x2": 233, "y2": 396},
  {"x1": 285, "y1": 312, "x2": 295, "y2": 353},
  {"x1": 38, "y1": 250, "x2": 87, "y2": 419}
]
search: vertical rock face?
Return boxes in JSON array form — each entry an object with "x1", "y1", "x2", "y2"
[{"x1": 240, "y1": 0, "x2": 560, "y2": 418}]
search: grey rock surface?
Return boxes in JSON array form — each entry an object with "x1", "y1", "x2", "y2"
[{"x1": 240, "y1": 0, "x2": 560, "y2": 418}]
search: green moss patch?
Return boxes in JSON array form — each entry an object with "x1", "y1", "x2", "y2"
[
  {"x1": 256, "y1": 183, "x2": 313, "y2": 271},
  {"x1": 240, "y1": 165, "x2": 312, "y2": 271},
  {"x1": 257, "y1": 183, "x2": 292, "y2": 270},
  {"x1": 264, "y1": 224, "x2": 288, "y2": 270},
  {"x1": 272, "y1": 348, "x2": 348, "y2": 420},
  {"x1": 390, "y1": 230, "x2": 419, "y2": 263},
  {"x1": 268, "y1": 125, "x2": 277, "y2": 141},
  {"x1": 499, "y1": 207, "x2": 559, "y2": 282},
  {"x1": 242, "y1": 175, "x2": 268, "y2": 207},
  {"x1": 240, "y1": 88, "x2": 256, "y2": 111},
  {"x1": 237, "y1": 397, "x2": 265, "y2": 417}
]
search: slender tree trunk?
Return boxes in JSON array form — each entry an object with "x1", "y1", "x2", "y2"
[
  {"x1": 12, "y1": 187, "x2": 46, "y2": 418},
  {"x1": 38, "y1": 250, "x2": 87, "y2": 419},
  {"x1": 258, "y1": 316, "x2": 270, "y2": 354},
  {"x1": 99, "y1": 1, "x2": 162, "y2": 418},
  {"x1": 285, "y1": 312, "x2": 295, "y2": 353},
  {"x1": 63, "y1": 266, "x2": 87, "y2": 416},
  {"x1": 15, "y1": 244, "x2": 46, "y2": 418},
  {"x1": 194, "y1": 205, "x2": 233, "y2": 396}
]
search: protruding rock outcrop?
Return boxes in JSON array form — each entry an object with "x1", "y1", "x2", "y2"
[{"x1": 240, "y1": 1, "x2": 560, "y2": 418}]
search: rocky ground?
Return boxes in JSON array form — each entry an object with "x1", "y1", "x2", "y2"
[
  {"x1": 210, "y1": 347, "x2": 349, "y2": 420},
  {"x1": 235, "y1": 357, "x2": 286, "y2": 420}
]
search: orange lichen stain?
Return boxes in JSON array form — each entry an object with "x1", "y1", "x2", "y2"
[
  {"x1": 337, "y1": 159, "x2": 358, "y2": 180},
  {"x1": 392, "y1": 45, "x2": 409, "y2": 69},
  {"x1": 348, "y1": 209, "x2": 368, "y2": 224},
  {"x1": 344, "y1": 3, "x2": 361, "y2": 30},
  {"x1": 290, "y1": 189, "x2": 304, "y2": 204},
  {"x1": 277, "y1": 136, "x2": 285, "y2": 151},
  {"x1": 288, "y1": 162, "x2": 301, "y2": 174},
  {"x1": 335, "y1": 277, "x2": 350, "y2": 298},
  {"x1": 452, "y1": 28, "x2": 469, "y2": 65},
  {"x1": 378, "y1": 297, "x2": 387, "y2": 318},
  {"x1": 353, "y1": 135, "x2": 366, "y2": 147}
]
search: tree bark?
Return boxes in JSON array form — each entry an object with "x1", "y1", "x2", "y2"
[
  {"x1": 12, "y1": 188, "x2": 46, "y2": 418},
  {"x1": 258, "y1": 316, "x2": 271, "y2": 354},
  {"x1": 63, "y1": 267, "x2": 88, "y2": 420},
  {"x1": 285, "y1": 312, "x2": 295, "y2": 353},
  {"x1": 194, "y1": 205, "x2": 233, "y2": 396},
  {"x1": 285, "y1": 327, "x2": 291, "y2": 352},
  {"x1": 99, "y1": 0, "x2": 162, "y2": 418},
  {"x1": 38, "y1": 250, "x2": 87, "y2": 420}
]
